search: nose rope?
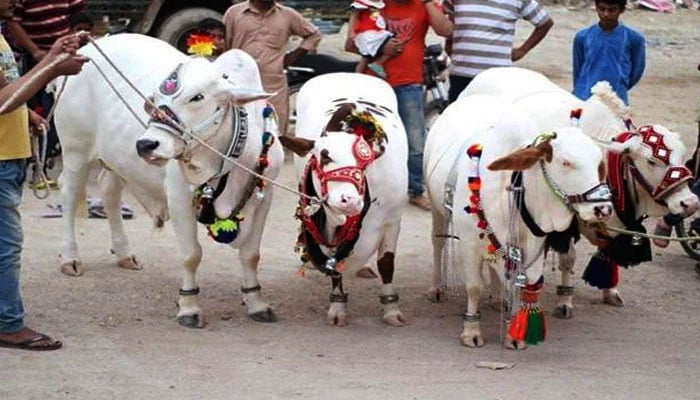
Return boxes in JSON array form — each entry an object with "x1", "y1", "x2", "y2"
[
  {"x1": 595, "y1": 223, "x2": 699, "y2": 242},
  {"x1": 83, "y1": 37, "x2": 322, "y2": 205}
]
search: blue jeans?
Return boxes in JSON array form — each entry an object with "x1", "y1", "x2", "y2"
[
  {"x1": 394, "y1": 84, "x2": 426, "y2": 197},
  {"x1": 0, "y1": 159, "x2": 26, "y2": 334}
]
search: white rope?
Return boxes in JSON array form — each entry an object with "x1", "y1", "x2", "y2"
[{"x1": 84, "y1": 38, "x2": 321, "y2": 205}]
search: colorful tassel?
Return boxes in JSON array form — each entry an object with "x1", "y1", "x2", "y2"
[
  {"x1": 467, "y1": 144, "x2": 483, "y2": 158},
  {"x1": 508, "y1": 278, "x2": 546, "y2": 345},
  {"x1": 582, "y1": 252, "x2": 619, "y2": 289}
]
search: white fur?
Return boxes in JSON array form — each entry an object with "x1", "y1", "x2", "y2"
[
  {"x1": 425, "y1": 94, "x2": 610, "y2": 348},
  {"x1": 292, "y1": 73, "x2": 409, "y2": 326},
  {"x1": 463, "y1": 67, "x2": 700, "y2": 312},
  {"x1": 53, "y1": 34, "x2": 282, "y2": 325}
]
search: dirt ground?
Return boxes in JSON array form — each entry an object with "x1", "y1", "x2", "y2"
[{"x1": 2, "y1": 6, "x2": 700, "y2": 400}]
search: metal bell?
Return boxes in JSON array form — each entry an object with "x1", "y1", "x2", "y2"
[
  {"x1": 325, "y1": 257, "x2": 338, "y2": 272},
  {"x1": 514, "y1": 273, "x2": 528, "y2": 287},
  {"x1": 201, "y1": 185, "x2": 214, "y2": 200},
  {"x1": 631, "y1": 234, "x2": 642, "y2": 246},
  {"x1": 255, "y1": 190, "x2": 265, "y2": 200}
]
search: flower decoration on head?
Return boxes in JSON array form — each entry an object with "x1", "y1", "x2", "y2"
[
  {"x1": 187, "y1": 33, "x2": 216, "y2": 57},
  {"x1": 343, "y1": 110, "x2": 387, "y2": 146}
]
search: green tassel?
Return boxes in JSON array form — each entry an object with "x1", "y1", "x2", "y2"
[{"x1": 524, "y1": 308, "x2": 545, "y2": 345}]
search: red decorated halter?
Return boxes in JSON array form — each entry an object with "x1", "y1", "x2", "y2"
[
  {"x1": 296, "y1": 134, "x2": 376, "y2": 248},
  {"x1": 609, "y1": 126, "x2": 693, "y2": 207},
  {"x1": 308, "y1": 135, "x2": 375, "y2": 199}
]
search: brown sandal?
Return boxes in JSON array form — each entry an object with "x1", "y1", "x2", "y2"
[{"x1": 0, "y1": 332, "x2": 63, "y2": 351}]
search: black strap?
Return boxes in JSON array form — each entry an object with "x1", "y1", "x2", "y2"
[
  {"x1": 241, "y1": 285, "x2": 262, "y2": 294},
  {"x1": 179, "y1": 287, "x2": 200, "y2": 296},
  {"x1": 511, "y1": 172, "x2": 547, "y2": 237},
  {"x1": 556, "y1": 285, "x2": 575, "y2": 296},
  {"x1": 329, "y1": 292, "x2": 349, "y2": 303}
]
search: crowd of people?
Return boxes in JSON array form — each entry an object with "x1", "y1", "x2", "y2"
[{"x1": 0, "y1": 0, "x2": 657, "y2": 351}]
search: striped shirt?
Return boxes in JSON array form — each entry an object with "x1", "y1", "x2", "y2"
[
  {"x1": 444, "y1": 0, "x2": 550, "y2": 78},
  {"x1": 12, "y1": 0, "x2": 85, "y2": 50}
]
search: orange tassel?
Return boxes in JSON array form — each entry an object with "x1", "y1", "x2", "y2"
[{"x1": 508, "y1": 309, "x2": 529, "y2": 341}]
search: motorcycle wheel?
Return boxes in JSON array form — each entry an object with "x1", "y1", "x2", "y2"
[{"x1": 674, "y1": 217, "x2": 700, "y2": 261}]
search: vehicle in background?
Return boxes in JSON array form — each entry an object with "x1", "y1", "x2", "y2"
[{"x1": 84, "y1": 0, "x2": 348, "y2": 51}]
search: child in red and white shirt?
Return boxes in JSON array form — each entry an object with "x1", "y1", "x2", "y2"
[{"x1": 350, "y1": 0, "x2": 394, "y2": 78}]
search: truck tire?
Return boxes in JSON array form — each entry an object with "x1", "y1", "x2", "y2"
[{"x1": 155, "y1": 8, "x2": 223, "y2": 51}]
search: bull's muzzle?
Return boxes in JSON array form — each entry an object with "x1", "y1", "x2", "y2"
[{"x1": 136, "y1": 139, "x2": 160, "y2": 157}]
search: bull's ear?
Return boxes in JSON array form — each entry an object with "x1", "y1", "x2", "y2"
[
  {"x1": 487, "y1": 142, "x2": 553, "y2": 171},
  {"x1": 279, "y1": 136, "x2": 315, "y2": 157},
  {"x1": 596, "y1": 139, "x2": 630, "y2": 155},
  {"x1": 143, "y1": 95, "x2": 155, "y2": 115},
  {"x1": 229, "y1": 87, "x2": 275, "y2": 106}
]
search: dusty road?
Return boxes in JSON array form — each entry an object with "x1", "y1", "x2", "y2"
[{"x1": 2, "y1": 6, "x2": 700, "y2": 400}]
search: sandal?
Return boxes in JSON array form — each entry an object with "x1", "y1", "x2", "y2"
[
  {"x1": 653, "y1": 219, "x2": 672, "y2": 248},
  {"x1": 0, "y1": 332, "x2": 62, "y2": 351}
]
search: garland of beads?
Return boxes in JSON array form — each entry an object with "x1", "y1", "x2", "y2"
[
  {"x1": 463, "y1": 144, "x2": 506, "y2": 260},
  {"x1": 205, "y1": 105, "x2": 276, "y2": 244}
]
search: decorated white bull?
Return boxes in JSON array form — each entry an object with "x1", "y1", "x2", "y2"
[
  {"x1": 425, "y1": 93, "x2": 614, "y2": 348},
  {"x1": 279, "y1": 73, "x2": 409, "y2": 327},
  {"x1": 53, "y1": 34, "x2": 282, "y2": 327},
  {"x1": 463, "y1": 67, "x2": 699, "y2": 317}
]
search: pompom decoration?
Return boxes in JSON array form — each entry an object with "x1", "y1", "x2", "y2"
[
  {"x1": 206, "y1": 214, "x2": 244, "y2": 244},
  {"x1": 507, "y1": 277, "x2": 546, "y2": 345},
  {"x1": 187, "y1": 33, "x2": 216, "y2": 57}
]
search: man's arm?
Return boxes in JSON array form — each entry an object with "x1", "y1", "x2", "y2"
[
  {"x1": 628, "y1": 34, "x2": 646, "y2": 89},
  {"x1": 512, "y1": 17, "x2": 553, "y2": 62},
  {"x1": 0, "y1": 34, "x2": 89, "y2": 114},
  {"x1": 572, "y1": 31, "x2": 585, "y2": 90},
  {"x1": 284, "y1": 10, "x2": 323, "y2": 67},
  {"x1": 223, "y1": 7, "x2": 235, "y2": 50},
  {"x1": 7, "y1": 21, "x2": 46, "y2": 62},
  {"x1": 425, "y1": 0, "x2": 453, "y2": 38}
]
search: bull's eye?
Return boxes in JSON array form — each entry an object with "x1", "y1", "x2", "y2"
[
  {"x1": 320, "y1": 149, "x2": 333, "y2": 166},
  {"x1": 562, "y1": 160, "x2": 573, "y2": 168},
  {"x1": 189, "y1": 94, "x2": 205, "y2": 103},
  {"x1": 647, "y1": 158, "x2": 657, "y2": 166}
]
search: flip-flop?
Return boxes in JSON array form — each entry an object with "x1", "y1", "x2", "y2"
[{"x1": 0, "y1": 332, "x2": 63, "y2": 351}]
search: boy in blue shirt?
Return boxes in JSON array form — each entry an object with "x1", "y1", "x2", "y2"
[{"x1": 572, "y1": 0, "x2": 645, "y2": 105}]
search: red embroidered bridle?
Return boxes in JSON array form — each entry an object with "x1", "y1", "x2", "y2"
[
  {"x1": 608, "y1": 125, "x2": 693, "y2": 209},
  {"x1": 297, "y1": 134, "x2": 376, "y2": 248}
]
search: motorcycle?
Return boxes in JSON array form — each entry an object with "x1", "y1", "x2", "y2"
[{"x1": 286, "y1": 43, "x2": 451, "y2": 127}]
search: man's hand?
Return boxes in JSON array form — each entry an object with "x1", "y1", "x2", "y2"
[
  {"x1": 511, "y1": 46, "x2": 527, "y2": 62},
  {"x1": 46, "y1": 33, "x2": 91, "y2": 76},
  {"x1": 382, "y1": 38, "x2": 404, "y2": 58},
  {"x1": 28, "y1": 109, "x2": 48, "y2": 136}
]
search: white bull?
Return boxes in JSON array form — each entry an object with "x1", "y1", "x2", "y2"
[
  {"x1": 53, "y1": 34, "x2": 282, "y2": 327},
  {"x1": 279, "y1": 73, "x2": 409, "y2": 327},
  {"x1": 425, "y1": 94, "x2": 613, "y2": 348},
  {"x1": 463, "y1": 67, "x2": 699, "y2": 315}
]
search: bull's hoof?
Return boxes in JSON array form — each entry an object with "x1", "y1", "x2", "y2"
[
  {"x1": 177, "y1": 314, "x2": 206, "y2": 329},
  {"x1": 327, "y1": 313, "x2": 348, "y2": 327},
  {"x1": 460, "y1": 334, "x2": 484, "y2": 348},
  {"x1": 383, "y1": 313, "x2": 409, "y2": 327},
  {"x1": 504, "y1": 339, "x2": 527, "y2": 350},
  {"x1": 553, "y1": 304, "x2": 574, "y2": 319},
  {"x1": 602, "y1": 291, "x2": 624, "y2": 307},
  {"x1": 60, "y1": 260, "x2": 84, "y2": 277},
  {"x1": 426, "y1": 287, "x2": 443, "y2": 303},
  {"x1": 117, "y1": 255, "x2": 141, "y2": 271},
  {"x1": 249, "y1": 309, "x2": 278, "y2": 323}
]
